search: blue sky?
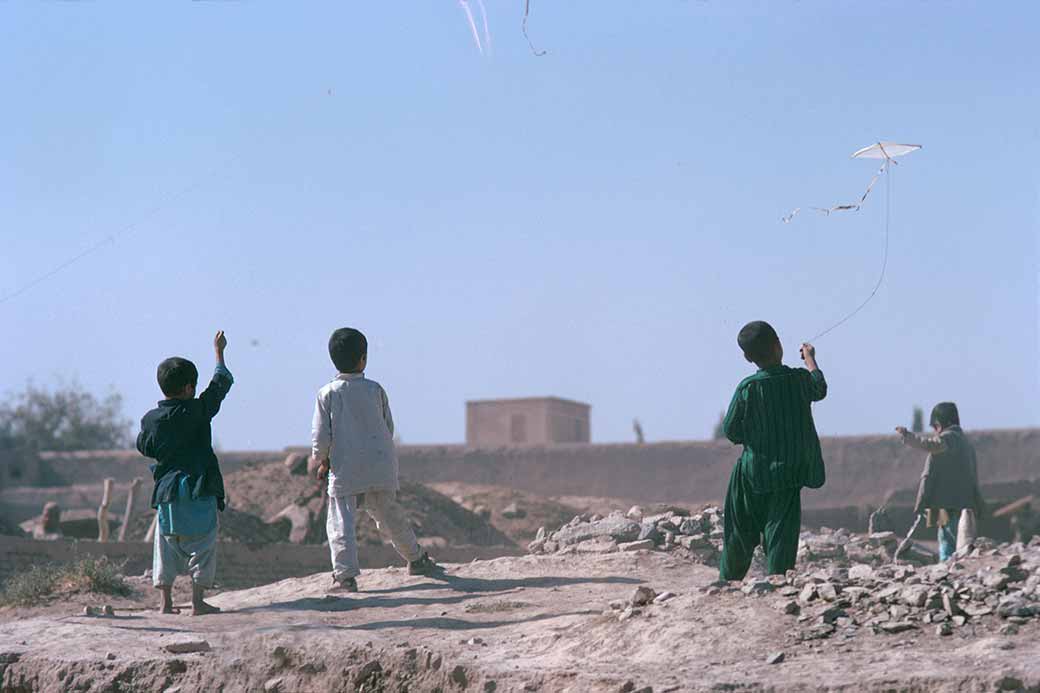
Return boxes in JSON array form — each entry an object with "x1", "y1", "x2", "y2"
[{"x1": 1, "y1": 2, "x2": 1037, "y2": 450}]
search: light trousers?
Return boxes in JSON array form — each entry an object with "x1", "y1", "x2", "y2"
[
  {"x1": 153, "y1": 523, "x2": 218, "y2": 588},
  {"x1": 327, "y1": 490, "x2": 422, "y2": 582}
]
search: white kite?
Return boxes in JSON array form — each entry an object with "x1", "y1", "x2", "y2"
[
  {"x1": 783, "y1": 142, "x2": 922, "y2": 341},
  {"x1": 782, "y1": 142, "x2": 921, "y2": 223}
]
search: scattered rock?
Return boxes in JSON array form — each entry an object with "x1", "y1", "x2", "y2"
[
  {"x1": 879, "y1": 621, "x2": 917, "y2": 634},
  {"x1": 283, "y1": 452, "x2": 308, "y2": 475},
  {"x1": 450, "y1": 664, "x2": 469, "y2": 688},
  {"x1": 935, "y1": 623, "x2": 953, "y2": 636},
  {"x1": 502, "y1": 502, "x2": 526, "y2": 519},
  {"x1": 619, "y1": 539, "x2": 656, "y2": 552},
  {"x1": 765, "y1": 651, "x2": 785, "y2": 665},
  {"x1": 631, "y1": 586, "x2": 657, "y2": 607},
  {"x1": 263, "y1": 677, "x2": 285, "y2": 693},
  {"x1": 626, "y1": 506, "x2": 644, "y2": 521},
  {"x1": 163, "y1": 639, "x2": 211, "y2": 655},
  {"x1": 653, "y1": 591, "x2": 677, "y2": 604}
]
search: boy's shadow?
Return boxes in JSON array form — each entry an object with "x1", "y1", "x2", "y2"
[{"x1": 239, "y1": 573, "x2": 641, "y2": 614}]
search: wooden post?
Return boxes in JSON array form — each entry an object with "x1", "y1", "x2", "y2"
[
  {"x1": 97, "y1": 478, "x2": 114, "y2": 542},
  {"x1": 118, "y1": 477, "x2": 142, "y2": 542},
  {"x1": 144, "y1": 512, "x2": 158, "y2": 544}
]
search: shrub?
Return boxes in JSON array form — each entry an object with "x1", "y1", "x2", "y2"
[{"x1": 0, "y1": 556, "x2": 131, "y2": 607}]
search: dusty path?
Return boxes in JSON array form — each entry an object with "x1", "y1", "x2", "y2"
[{"x1": 1, "y1": 551, "x2": 1038, "y2": 692}]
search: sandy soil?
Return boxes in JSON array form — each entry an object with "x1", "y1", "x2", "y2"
[{"x1": 2, "y1": 549, "x2": 1038, "y2": 693}]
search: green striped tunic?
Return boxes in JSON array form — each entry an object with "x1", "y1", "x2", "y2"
[{"x1": 722, "y1": 365, "x2": 828, "y2": 493}]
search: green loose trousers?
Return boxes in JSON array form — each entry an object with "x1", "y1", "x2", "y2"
[{"x1": 719, "y1": 464, "x2": 802, "y2": 581}]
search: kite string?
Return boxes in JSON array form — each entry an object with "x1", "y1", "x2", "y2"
[
  {"x1": 0, "y1": 157, "x2": 240, "y2": 306},
  {"x1": 809, "y1": 161, "x2": 892, "y2": 342},
  {"x1": 522, "y1": 0, "x2": 547, "y2": 56}
]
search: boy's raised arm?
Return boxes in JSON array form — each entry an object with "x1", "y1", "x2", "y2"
[
  {"x1": 801, "y1": 343, "x2": 828, "y2": 402},
  {"x1": 198, "y1": 331, "x2": 233, "y2": 419}
]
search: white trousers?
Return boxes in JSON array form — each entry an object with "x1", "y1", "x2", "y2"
[{"x1": 327, "y1": 490, "x2": 422, "y2": 582}]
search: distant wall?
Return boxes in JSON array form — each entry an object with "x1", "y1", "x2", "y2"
[
  {"x1": 0, "y1": 537, "x2": 521, "y2": 590},
  {"x1": 393, "y1": 428, "x2": 1040, "y2": 510}
]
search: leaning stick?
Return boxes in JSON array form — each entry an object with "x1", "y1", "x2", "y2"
[
  {"x1": 893, "y1": 513, "x2": 924, "y2": 563},
  {"x1": 97, "y1": 478, "x2": 114, "y2": 542},
  {"x1": 118, "y1": 477, "x2": 142, "y2": 542}
]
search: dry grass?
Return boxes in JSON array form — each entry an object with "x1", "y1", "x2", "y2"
[{"x1": 0, "y1": 556, "x2": 131, "y2": 607}]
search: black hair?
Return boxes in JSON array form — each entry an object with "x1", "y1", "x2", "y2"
[
  {"x1": 329, "y1": 328, "x2": 368, "y2": 373},
  {"x1": 737, "y1": 320, "x2": 780, "y2": 364},
  {"x1": 157, "y1": 357, "x2": 198, "y2": 397},
  {"x1": 930, "y1": 402, "x2": 960, "y2": 429}
]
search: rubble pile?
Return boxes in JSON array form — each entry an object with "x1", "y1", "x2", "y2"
[
  {"x1": 737, "y1": 535, "x2": 1040, "y2": 644},
  {"x1": 798, "y1": 527, "x2": 938, "y2": 567},
  {"x1": 527, "y1": 505, "x2": 725, "y2": 564}
]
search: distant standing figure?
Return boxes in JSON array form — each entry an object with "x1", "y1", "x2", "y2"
[
  {"x1": 718, "y1": 321, "x2": 828, "y2": 580},
  {"x1": 633, "y1": 419, "x2": 645, "y2": 445},
  {"x1": 136, "y1": 331, "x2": 233, "y2": 616},
  {"x1": 311, "y1": 328, "x2": 441, "y2": 593},
  {"x1": 897, "y1": 402, "x2": 983, "y2": 561}
]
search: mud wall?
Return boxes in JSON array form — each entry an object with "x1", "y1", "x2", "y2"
[
  {"x1": 0, "y1": 537, "x2": 520, "y2": 590},
  {"x1": 395, "y1": 429, "x2": 1040, "y2": 510}
]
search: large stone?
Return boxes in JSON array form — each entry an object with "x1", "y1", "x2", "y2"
[
  {"x1": 879, "y1": 621, "x2": 917, "y2": 634},
  {"x1": 574, "y1": 538, "x2": 618, "y2": 554},
  {"x1": 983, "y1": 573, "x2": 1011, "y2": 590},
  {"x1": 501, "y1": 502, "x2": 526, "y2": 519},
  {"x1": 551, "y1": 516, "x2": 641, "y2": 546},
  {"x1": 848, "y1": 564, "x2": 874, "y2": 581},
  {"x1": 619, "y1": 540, "x2": 655, "y2": 552},
  {"x1": 742, "y1": 580, "x2": 775, "y2": 596},
  {"x1": 163, "y1": 639, "x2": 211, "y2": 654},
  {"x1": 631, "y1": 586, "x2": 657, "y2": 607},
  {"x1": 283, "y1": 453, "x2": 308, "y2": 476},
  {"x1": 901, "y1": 585, "x2": 929, "y2": 608},
  {"x1": 269, "y1": 504, "x2": 312, "y2": 544}
]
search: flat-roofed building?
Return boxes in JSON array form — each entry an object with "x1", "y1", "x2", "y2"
[{"x1": 466, "y1": 397, "x2": 591, "y2": 447}]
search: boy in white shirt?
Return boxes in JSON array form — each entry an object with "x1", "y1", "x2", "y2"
[{"x1": 311, "y1": 327, "x2": 440, "y2": 592}]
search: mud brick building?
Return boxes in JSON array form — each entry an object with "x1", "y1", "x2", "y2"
[{"x1": 465, "y1": 397, "x2": 591, "y2": 447}]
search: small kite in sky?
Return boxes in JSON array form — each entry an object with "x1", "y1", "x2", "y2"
[
  {"x1": 784, "y1": 142, "x2": 923, "y2": 341},
  {"x1": 782, "y1": 142, "x2": 921, "y2": 223}
]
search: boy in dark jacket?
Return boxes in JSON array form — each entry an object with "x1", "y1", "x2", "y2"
[
  {"x1": 897, "y1": 402, "x2": 982, "y2": 560},
  {"x1": 137, "y1": 331, "x2": 232, "y2": 615},
  {"x1": 719, "y1": 321, "x2": 828, "y2": 580}
]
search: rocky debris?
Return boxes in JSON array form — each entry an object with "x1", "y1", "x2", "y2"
[
  {"x1": 529, "y1": 506, "x2": 725, "y2": 565},
  {"x1": 742, "y1": 531, "x2": 1040, "y2": 645},
  {"x1": 163, "y1": 639, "x2": 212, "y2": 655},
  {"x1": 82, "y1": 605, "x2": 115, "y2": 617},
  {"x1": 268, "y1": 503, "x2": 313, "y2": 544},
  {"x1": 631, "y1": 586, "x2": 658, "y2": 607},
  {"x1": 283, "y1": 452, "x2": 308, "y2": 476},
  {"x1": 766, "y1": 651, "x2": 785, "y2": 665},
  {"x1": 501, "y1": 502, "x2": 526, "y2": 519}
]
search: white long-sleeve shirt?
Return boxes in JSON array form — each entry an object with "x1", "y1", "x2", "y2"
[{"x1": 311, "y1": 372, "x2": 398, "y2": 498}]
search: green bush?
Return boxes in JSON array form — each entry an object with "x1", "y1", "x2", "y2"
[{"x1": 0, "y1": 556, "x2": 131, "y2": 607}]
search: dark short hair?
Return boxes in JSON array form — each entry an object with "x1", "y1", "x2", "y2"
[
  {"x1": 930, "y1": 402, "x2": 960, "y2": 428},
  {"x1": 157, "y1": 357, "x2": 198, "y2": 397},
  {"x1": 329, "y1": 328, "x2": 368, "y2": 373},
  {"x1": 737, "y1": 321, "x2": 779, "y2": 363}
]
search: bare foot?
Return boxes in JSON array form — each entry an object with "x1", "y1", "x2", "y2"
[{"x1": 191, "y1": 600, "x2": 222, "y2": 616}]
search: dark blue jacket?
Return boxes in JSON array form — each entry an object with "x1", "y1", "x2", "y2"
[{"x1": 136, "y1": 367, "x2": 233, "y2": 511}]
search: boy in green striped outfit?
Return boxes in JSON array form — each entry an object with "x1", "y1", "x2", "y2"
[{"x1": 719, "y1": 321, "x2": 828, "y2": 580}]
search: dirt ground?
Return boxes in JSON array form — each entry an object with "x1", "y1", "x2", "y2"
[{"x1": 2, "y1": 549, "x2": 1038, "y2": 692}]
